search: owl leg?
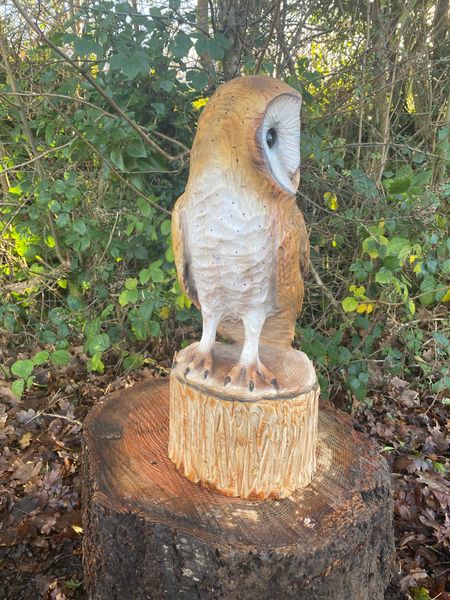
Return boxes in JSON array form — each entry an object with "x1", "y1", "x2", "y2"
[
  {"x1": 224, "y1": 310, "x2": 277, "y2": 391},
  {"x1": 176, "y1": 309, "x2": 220, "y2": 379}
]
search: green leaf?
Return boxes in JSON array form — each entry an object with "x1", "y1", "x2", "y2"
[
  {"x1": 194, "y1": 36, "x2": 209, "y2": 56},
  {"x1": 87, "y1": 352, "x2": 104, "y2": 374},
  {"x1": 85, "y1": 333, "x2": 111, "y2": 355},
  {"x1": 386, "y1": 237, "x2": 411, "y2": 261},
  {"x1": 126, "y1": 141, "x2": 147, "y2": 158},
  {"x1": 161, "y1": 220, "x2": 171, "y2": 235},
  {"x1": 73, "y1": 220, "x2": 87, "y2": 235},
  {"x1": 122, "y1": 353, "x2": 145, "y2": 371},
  {"x1": 119, "y1": 288, "x2": 139, "y2": 306},
  {"x1": 50, "y1": 350, "x2": 72, "y2": 366},
  {"x1": 139, "y1": 268, "x2": 151, "y2": 285},
  {"x1": 342, "y1": 297, "x2": 358, "y2": 312},
  {"x1": 148, "y1": 321, "x2": 160, "y2": 337},
  {"x1": 170, "y1": 30, "x2": 192, "y2": 58},
  {"x1": 420, "y1": 275, "x2": 436, "y2": 306},
  {"x1": 11, "y1": 359, "x2": 34, "y2": 379},
  {"x1": 73, "y1": 36, "x2": 104, "y2": 58},
  {"x1": 150, "y1": 266, "x2": 164, "y2": 283},
  {"x1": 109, "y1": 49, "x2": 150, "y2": 79},
  {"x1": 125, "y1": 278, "x2": 138, "y2": 290},
  {"x1": 386, "y1": 177, "x2": 411, "y2": 194},
  {"x1": 139, "y1": 300, "x2": 154, "y2": 320},
  {"x1": 207, "y1": 38, "x2": 225, "y2": 60},
  {"x1": 375, "y1": 269, "x2": 393, "y2": 284},
  {"x1": 32, "y1": 351, "x2": 49, "y2": 366},
  {"x1": 187, "y1": 70, "x2": 209, "y2": 91},
  {"x1": 110, "y1": 149, "x2": 125, "y2": 171},
  {"x1": 101, "y1": 304, "x2": 115, "y2": 319},
  {"x1": 11, "y1": 379, "x2": 25, "y2": 399},
  {"x1": 362, "y1": 237, "x2": 380, "y2": 259},
  {"x1": 67, "y1": 295, "x2": 82, "y2": 310}
]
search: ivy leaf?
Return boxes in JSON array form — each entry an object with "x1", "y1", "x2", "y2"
[{"x1": 11, "y1": 359, "x2": 34, "y2": 379}]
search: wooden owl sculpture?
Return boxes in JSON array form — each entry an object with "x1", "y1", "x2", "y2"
[{"x1": 172, "y1": 76, "x2": 309, "y2": 391}]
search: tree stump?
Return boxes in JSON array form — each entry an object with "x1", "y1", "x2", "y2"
[
  {"x1": 83, "y1": 378, "x2": 395, "y2": 600},
  {"x1": 169, "y1": 343, "x2": 319, "y2": 499}
]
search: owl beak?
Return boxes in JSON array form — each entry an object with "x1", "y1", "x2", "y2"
[{"x1": 290, "y1": 166, "x2": 300, "y2": 190}]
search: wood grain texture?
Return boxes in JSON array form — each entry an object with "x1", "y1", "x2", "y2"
[
  {"x1": 169, "y1": 343, "x2": 319, "y2": 499},
  {"x1": 83, "y1": 378, "x2": 395, "y2": 600}
]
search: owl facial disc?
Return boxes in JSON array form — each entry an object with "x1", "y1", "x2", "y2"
[{"x1": 260, "y1": 93, "x2": 301, "y2": 195}]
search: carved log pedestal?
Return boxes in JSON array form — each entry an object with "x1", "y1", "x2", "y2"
[
  {"x1": 169, "y1": 343, "x2": 319, "y2": 499},
  {"x1": 82, "y1": 377, "x2": 395, "y2": 600}
]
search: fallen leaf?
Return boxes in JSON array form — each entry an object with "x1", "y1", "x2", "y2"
[{"x1": 19, "y1": 431, "x2": 33, "y2": 449}]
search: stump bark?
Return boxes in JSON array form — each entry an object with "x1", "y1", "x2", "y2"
[
  {"x1": 83, "y1": 378, "x2": 395, "y2": 600},
  {"x1": 169, "y1": 343, "x2": 319, "y2": 499}
]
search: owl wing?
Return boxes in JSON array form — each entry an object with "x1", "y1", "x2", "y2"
[
  {"x1": 171, "y1": 194, "x2": 200, "y2": 309},
  {"x1": 258, "y1": 202, "x2": 309, "y2": 347},
  {"x1": 218, "y1": 202, "x2": 309, "y2": 348}
]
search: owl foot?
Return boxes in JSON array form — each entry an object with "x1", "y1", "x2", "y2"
[
  {"x1": 223, "y1": 362, "x2": 278, "y2": 392},
  {"x1": 178, "y1": 350, "x2": 213, "y2": 380}
]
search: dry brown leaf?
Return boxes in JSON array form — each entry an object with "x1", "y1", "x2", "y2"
[{"x1": 19, "y1": 431, "x2": 33, "y2": 449}]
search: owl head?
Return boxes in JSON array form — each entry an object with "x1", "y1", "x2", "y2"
[{"x1": 188, "y1": 76, "x2": 302, "y2": 196}]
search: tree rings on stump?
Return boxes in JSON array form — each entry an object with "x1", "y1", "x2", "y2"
[
  {"x1": 83, "y1": 378, "x2": 394, "y2": 600},
  {"x1": 169, "y1": 342, "x2": 319, "y2": 499}
]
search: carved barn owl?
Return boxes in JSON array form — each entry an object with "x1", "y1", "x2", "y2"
[{"x1": 172, "y1": 76, "x2": 309, "y2": 391}]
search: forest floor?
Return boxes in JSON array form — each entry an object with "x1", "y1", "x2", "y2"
[{"x1": 0, "y1": 343, "x2": 449, "y2": 600}]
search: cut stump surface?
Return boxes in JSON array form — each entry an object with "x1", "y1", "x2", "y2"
[{"x1": 83, "y1": 378, "x2": 394, "y2": 600}]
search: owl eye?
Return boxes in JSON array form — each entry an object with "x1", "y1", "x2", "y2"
[{"x1": 266, "y1": 128, "x2": 276, "y2": 149}]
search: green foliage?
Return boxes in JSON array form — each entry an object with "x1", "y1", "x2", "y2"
[
  {"x1": 1, "y1": 1, "x2": 448, "y2": 404},
  {"x1": 10, "y1": 349, "x2": 73, "y2": 398}
]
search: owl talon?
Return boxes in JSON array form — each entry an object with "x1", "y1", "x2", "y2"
[
  {"x1": 184, "y1": 367, "x2": 191, "y2": 377},
  {"x1": 204, "y1": 369, "x2": 209, "y2": 379},
  {"x1": 223, "y1": 361, "x2": 276, "y2": 391}
]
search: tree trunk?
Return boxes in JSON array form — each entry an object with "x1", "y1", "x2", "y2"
[{"x1": 83, "y1": 378, "x2": 395, "y2": 599}]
